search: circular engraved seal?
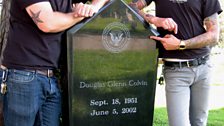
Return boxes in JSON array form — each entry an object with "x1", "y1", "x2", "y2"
[{"x1": 102, "y1": 22, "x2": 130, "y2": 53}]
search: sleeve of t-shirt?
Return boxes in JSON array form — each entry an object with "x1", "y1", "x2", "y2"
[
  {"x1": 202, "y1": 0, "x2": 223, "y2": 19},
  {"x1": 145, "y1": 0, "x2": 154, "y2": 6},
  {"x1": 18, "y1": 0, "x2": 48, "y2": 10}
]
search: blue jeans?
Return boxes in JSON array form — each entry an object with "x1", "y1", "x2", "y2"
[
  {"x1": 2, "y1": 69, "x2": 61, "y2": 126},
  {"x1": 163, "y1": 61, "x2": 211, "y2": 126},
  {"x1": 0, "y1": 69, "x2": 2, "y2": 82}
]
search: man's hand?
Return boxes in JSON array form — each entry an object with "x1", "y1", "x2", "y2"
[
  {"x1": 72, "y1": 3, "x2": 98, "y2": 18},
  {"x1": 146, "y1": 15, "x2": 178, "y2": 34},
  {"x1": 150, "y1": 34, "x2": 180, "y2": 50},
  {"x1": 128, "y1": 0, "x2": 147, "y2": 10}
]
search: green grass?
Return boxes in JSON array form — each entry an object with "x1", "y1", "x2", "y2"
[
  {"x1": 207, "y1": 108, "x2": 224, "y2": 126},
  {"x1": 72, "y1": 50, "x2": 158, "y2": 81},
  {"x1": 153, "y1": 108, "x2": 224, "y2": 126},
  {"x1": 153, "y1": 108, "x2": 168, "y2": 126}
]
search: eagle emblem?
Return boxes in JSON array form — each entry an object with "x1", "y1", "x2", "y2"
[
  {"x1": 109, "y1": 31, "x2": 124, "y2": 46},
  {"x1": 102, "y1": 22, "x2": 130, "y2": 53}
]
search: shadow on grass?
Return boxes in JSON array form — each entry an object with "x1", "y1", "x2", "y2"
[{"x1": 153, "y1": 108, "x2": 224, "y2": 126}]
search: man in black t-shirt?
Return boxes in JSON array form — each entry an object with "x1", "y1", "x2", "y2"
[
  {"x1": 130, "y1": 0, "x2": 222, "y2": 126},
  {"x1": 0, "y1": 0, "x2": 108, "y2": 125}
]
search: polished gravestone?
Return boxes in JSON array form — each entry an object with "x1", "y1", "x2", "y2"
[{"x1": 66, "y1": 0, "x2": 159, "y2": 126}]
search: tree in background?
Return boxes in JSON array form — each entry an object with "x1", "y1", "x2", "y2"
[
  {"x1": 219, "y1": 0, "x2": 224, "y2": 48},
  {"x1": 0, "y1": 0, "x2": 10, "y2": 57},
  {"x1": 0, "y1": 0, "x2": 11, "y2": 125}
]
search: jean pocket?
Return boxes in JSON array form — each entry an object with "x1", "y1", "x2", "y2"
[{"x1": 7, "y1": 70, "x2": 36, "y2": 84}]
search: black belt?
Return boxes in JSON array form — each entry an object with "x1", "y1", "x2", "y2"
[{"x1": 163, "y1": 55, "x2": 209, "y2": 67}]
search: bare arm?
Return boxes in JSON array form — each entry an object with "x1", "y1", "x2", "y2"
[
  {"x1": 184, "y1": 13, "x2": 220, "y2": 49},
  {"x1": 73, "y1": 0, "x2": 109, "y2": 17},
  {"x1": 129, "y1": 0, "x2": 147, "y2": 10},
  {"x1": 150, "y1": 13, "x2": 220, "y2": 50},
  {"x1": 91, "y1": 0, "x2": 109, "y2": 12},
  {"x1": 26, "y1": 2, "x2": 84, "y2": 33}
]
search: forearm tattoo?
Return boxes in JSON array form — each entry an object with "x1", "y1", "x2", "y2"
[
  {"x1": 30, "y1": 10, "x2": 44, "y2": 24},
  {"x1": 185, "y1": 13, "x2": 219, "y2": 49}
]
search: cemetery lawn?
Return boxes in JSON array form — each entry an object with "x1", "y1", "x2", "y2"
[{"x1": 153, "y1": 107, "x2": 224, "y2": 126}]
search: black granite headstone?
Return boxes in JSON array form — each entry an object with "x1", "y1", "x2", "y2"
[{"x1": 66, "y1": 0, "x2": 159, "y2": 126}]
